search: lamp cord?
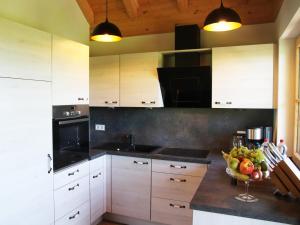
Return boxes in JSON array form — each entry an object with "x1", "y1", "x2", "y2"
[{"x1": 105, "y1": 0, "x2": 108, "y2": 21}]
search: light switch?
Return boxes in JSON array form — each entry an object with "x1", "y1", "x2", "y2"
[{"x1": 95, "y1": 124, "x2": 105, "y2": 131}]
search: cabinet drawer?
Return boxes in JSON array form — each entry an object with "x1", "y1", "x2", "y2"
[
  {"x1": 90, "y1": 155, "x2": 105, "y2": 173},
  {"x1": 151, "y1": 197, "x2": 192, "y2": 225},
  {"x1": 152, "y1": 159, "x2": 207, "y2": 176},
  {"x1": 152, "y1": 172, "x2": 202, "y2": 202},
  {"x1": 54, "y1": 176, "x2": 90, "y2": 220},
  {"x1": 54, "y1": 161, "x2": 89, "y2": 189},
  {"x1": 55, "y1": 201, "x2": 90, "y2": 225},
  {"x1": 112, "y1": 155, "x2": 151, "y2": 170}
]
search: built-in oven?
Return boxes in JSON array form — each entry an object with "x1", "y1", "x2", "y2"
[{"x1": 52, "y1": 105, "x2": 89, "y2": 171}]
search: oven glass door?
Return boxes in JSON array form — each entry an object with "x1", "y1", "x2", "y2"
[{"x1": 53, "y1": 116, "x2": 89, "y2": 153}]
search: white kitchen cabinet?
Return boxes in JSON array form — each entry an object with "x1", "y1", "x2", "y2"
[
  {"x1": 90, "y1": 55, "x2": 120, "y2": 107},
  {"x1": 0, "y1": 17, "x2": 51, "y2": 81},
  {"x1": 112, "y1": 156, "x2": 151, "y2": 220},
  {"x1": 120, "y1": 52, "x2": 164, "y2": 107},
  {"x1": 52, "y1": 35, "x2": 89, "y2": 105},
  {"x1": 90, "y1": 156, "x2": 106, "y2": 224},
  {"x1": 0, "y1": 78, "x2": 54, "y2": 225},
  {"x1": 212, "y1": 44, "x2": 274, "y2": 109}
]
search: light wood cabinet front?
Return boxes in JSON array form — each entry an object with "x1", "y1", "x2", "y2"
[
  {"x1": 52, "y1": 35, "x2": 89, "y2": 106},
  {"x1": 152, "y1": 159, "x2": 207, "y2": 176},
  {"x1": 120, "y1": 52, "x2": 163, "y2": 107},
  {"x1": 90, "y1": 55, "x2": 120, "y2": 107},
  {"x1": 212, "y1": 44, "x2": 274, "y2": 109},
  {"x1": 112, "y1": 156, "x2": 151, "y2": 220},
  {"x1": 0, "y1": 17, "x2": 51, "y2": 81},
  {"x1": 151, "y1": 197, "x2": 192, "y2": 225},
  {"x1": 152, "y1": 172, "x2": 203, "y2": 202}
]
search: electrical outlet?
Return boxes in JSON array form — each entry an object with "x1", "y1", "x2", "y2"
[{"x1": 95, "y1": 124, "x2": 105, "y2": 131}]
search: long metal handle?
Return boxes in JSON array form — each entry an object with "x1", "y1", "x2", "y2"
[
  {"x1": 58, "y1": 118, "x2": 89, "y2": 125},
  {"x1": 141, "y1": 101, "x2": 156, "y2": 104},
  {"x1": 214, "y1": 101, "x2": 221, "y2": 105},
  {"x1": 69, "y1": 211, "x2": 80, "y2": 220},
  {"x1": 170, "y1": 178, "x2": 186, "y2": 183},
  {"x1": 78, "y1": 97, "x2": 84, "y2": 101},
  {"x1": 47, "y1": 154, "x2": 52, "y2": 174},
  {"x1": 170, "y1": 164, "x2": 187, "y2": 169},
  {"x1": 134, "y1": 160, "x2": 149, "y2": 165},
  {"x1": 92, "y1": 172, "x2": 102, "y2": 179},
  {"x1": 68, "y1": 184, "x2": 79, "y2": 191},
  {"x1": 105, "y1": 101, "x2": 118, "y2": 104},
  {"x1": 68, "y1": 169, "x2": 80, "y2": 176},
  {"x1": 169, "y1": 203, "x2": 185, "y2": 209},
  {"x1": 226, "y1": 101, "x2": 232, "y2": 105}
]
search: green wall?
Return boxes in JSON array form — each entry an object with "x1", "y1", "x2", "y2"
[{"x1": 0, "y1": 0, "x2": 89, "y2": 44}]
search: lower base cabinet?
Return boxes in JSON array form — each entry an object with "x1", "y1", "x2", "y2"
[
  {"x1": 151, "y1": 198, "x2": 193, "y2": 225},
  {"x1": 55, "y1": 201, "x2": 90, "y2": 225},
  {"x1": 90, "y1": 156, "x2": 106, "y2": 224},
  {"x1": 112, "y1": 156, "x2": 151, "y2": 221}
]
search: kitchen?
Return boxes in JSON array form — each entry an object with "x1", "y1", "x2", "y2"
[{"x1": 0, "y1": 0, "x2": 299, "y2": 225}]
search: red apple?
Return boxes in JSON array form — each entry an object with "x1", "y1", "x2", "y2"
[{"x1": 239, "y1": 159, "x2": 254, "y2": 175}]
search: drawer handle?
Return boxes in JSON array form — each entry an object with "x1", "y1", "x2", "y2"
[
  {"x1": 141, "y1": 101, "x2": 156, "y2": 105},
  {"x1": 214, "y1": 101, "x2": 221, "y2": 105},
  {"x1": 78, "y1": 97, "x2": 84, "y2": 101},
  {"x1": 170, "y1": 178, "x2": 186, "y2": 183},
  {"x1": 47, "y1": 154, "x2": 52, "y2": 174},
  {"x1": 170, "y1": 165, "x2": 186, "y2": 169},
  {"x1": 105, "y1": 101, "x2": 118, "y2": 104},
  {"x1": 69, "y1": 211, "x2": 80, "y2": 220},
  {"x1": 226, "y1": 101, "x2": 232, "y2": 105},
  {"x1": 92, "y1": 172, "x2": 102, "y2": 179},
  {"x1": 68, "y1": 184, "x2": 79, "y2": 191},
  {"x1": 133, "y1": 160, "x2": 148, "y2": 165},
  {"x1": 68, "y1": 169, "x2": 79, "y2": 176},
  {"x1": 169, "y1": 203, "x2": 185, "y2": 209}
]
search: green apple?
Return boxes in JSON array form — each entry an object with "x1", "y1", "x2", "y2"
[{"x1": 229, "y1": 158, "x2": 240, "y2": 170}]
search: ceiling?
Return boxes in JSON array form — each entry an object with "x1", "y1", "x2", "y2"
[{"x1": 77, "y1": 0, "x2": 284, "y2": 37}]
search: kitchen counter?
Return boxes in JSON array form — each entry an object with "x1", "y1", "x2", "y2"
[
  {"x1": 190, "y1": 151, "x2": 300, "y2": 225},
  {"x1": 89, "y1": 147, "x2": 211, "y2": 164}
]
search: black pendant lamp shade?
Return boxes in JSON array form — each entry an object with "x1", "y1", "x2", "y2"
[
  {"x1": 91, "y1": 0, "x2": 122, "y2": 42},
  {"x1": 203, "y1": 0, "x2": 242, "y2": 32}
]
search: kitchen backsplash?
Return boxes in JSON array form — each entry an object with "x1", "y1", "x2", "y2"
[{"x1": 90, "y1": 108, "x2": 274, "y2": 150}]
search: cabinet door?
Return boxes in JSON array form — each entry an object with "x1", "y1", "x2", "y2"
[
  {"x1": 90, "y1": 169, "x2": 105, "y2": 223},
  {"x1": 120, "y1": 52, "x2": 163, "y2": 107},
  {"x1": 52, "y1": 35, "x2": 89, "y2": 105},
  {"x1": 212, "y1": 44, "x2": 274, "y2": 109},
  {"x1": 0, "y1": 17, "x2": 51, "y2": 81},
  {"x1": 90, "y1": 56, "x2": 120, "y2": 107},
  {"x1": 0, "y1": 78, "x2": 54, "y2": 225},
  {"x1": 112, "y1": 156, "x2": 151, "y2": 220}
]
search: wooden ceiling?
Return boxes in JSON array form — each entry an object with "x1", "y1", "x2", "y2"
[{"x1": 77, "y1": 0, "x2": 284, "y2": 37}]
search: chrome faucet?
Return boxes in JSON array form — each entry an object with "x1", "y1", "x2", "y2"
[{"x1": 127, "y1": 134, "x2": 135, "y2": 150}]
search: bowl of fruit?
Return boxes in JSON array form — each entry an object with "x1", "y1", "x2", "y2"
[{"x1": 222, "y1": 147, "x2": 270, "y2": 202}]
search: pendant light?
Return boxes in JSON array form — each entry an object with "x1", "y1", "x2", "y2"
[
  {"x1": 203, "y1": 0, "x2": 242, "y2": 32},
  {"x1": 91, "y1": 0, "x2": 122, "y2": 42}
]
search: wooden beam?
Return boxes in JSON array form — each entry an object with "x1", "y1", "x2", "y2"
[
  {"x1": 177, "y1": 0, "x2": 189, "y2": 12},
  {"x1": 122, "y1": 0, "x2": 139, "y2": 18},
  {"x1": 76, "y1": 0, "x2": 95, "y2": 26}
]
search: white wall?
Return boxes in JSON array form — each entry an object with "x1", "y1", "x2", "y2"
[
  {"x1": 0, "y1": 0, "x2": 89, "y2": 44},
  {"x1": 90, "y1": 23, "x2": 276, "y2": 56}
]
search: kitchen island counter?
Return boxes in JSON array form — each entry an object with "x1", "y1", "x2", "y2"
[{"x1": 190, "y1": 151, "x2": 300, "y2": 225}]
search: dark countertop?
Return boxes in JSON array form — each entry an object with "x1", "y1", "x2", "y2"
[
  {"x1": 89, "y1": 148, "x2": 211, "y2": 164},
  {"x1": 190, "y1": 151, "x2": 300, "y2": 225}
]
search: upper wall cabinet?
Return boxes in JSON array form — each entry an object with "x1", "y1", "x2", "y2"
[
  {"x1": 90, "y1": 55, "x2": 120, "y2": 107},
  {"x1": 0, "y1": 17, "x2": 51, "y2": 81},
  {"x1": 52, "y1": 35, "x2": 89, "y2": 106},
  {"x1": 212, "y1": 44, "x2": 275, "y2": 109},
  {"x1": 120, "y1": 52, "x2": 163, "y2": 107}
]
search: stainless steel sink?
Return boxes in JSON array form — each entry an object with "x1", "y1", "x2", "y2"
[{"x1": 155, "y1": 148, "x2": 209, "y2": 158}]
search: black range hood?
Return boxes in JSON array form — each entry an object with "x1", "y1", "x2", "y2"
[{"x1": 157, "y1": 25, "x2": 212, "y2": 108}]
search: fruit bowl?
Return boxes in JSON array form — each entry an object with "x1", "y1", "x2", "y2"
[{"x1": 222, "y1": 147, "x2": 270, "y2": 203}]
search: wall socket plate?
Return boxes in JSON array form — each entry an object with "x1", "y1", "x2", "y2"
[{"x1": 95, "y1": 124, "x2": 105, "y2": 131}]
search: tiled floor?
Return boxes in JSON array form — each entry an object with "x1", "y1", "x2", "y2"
[{"x1": 99, "y1": 220, "x2": 125, "y2": 225}]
